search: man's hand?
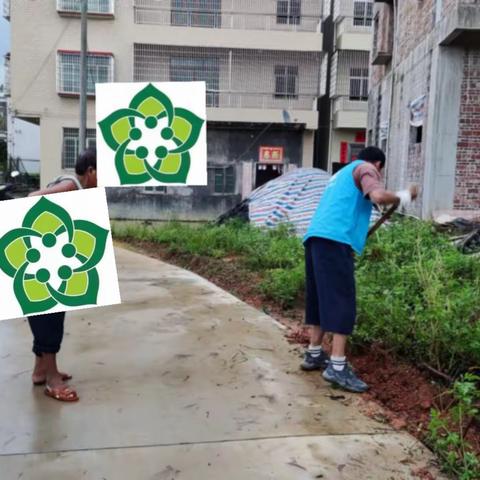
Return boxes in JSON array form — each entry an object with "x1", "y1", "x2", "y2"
[{"x1": 369, "y1": 184, "x2": 419, "y2": 208}]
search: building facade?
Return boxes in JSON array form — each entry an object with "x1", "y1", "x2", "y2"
[
  {"x1": 6, "y1": 0, "x2": 326, "y2": 220},
  {"x1": 318, "y1": 0, "x2": 372, "y2": 172},
  {"x1": 369, "y1": 0, "x2": 480, "y2": 218}
]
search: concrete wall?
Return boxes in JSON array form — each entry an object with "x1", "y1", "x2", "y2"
[
  {"x1": 368, "y1": 0, "x2": 479, "y2": 217},
  {"x1": 106, "y1": 187, "x2": 242, "y2": 221},
  {"x1": 106, "y1": 124, "x2": 304, "y2": 221}
]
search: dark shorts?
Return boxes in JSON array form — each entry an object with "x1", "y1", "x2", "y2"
[{"x1": 304, "y1": 237, "x2": 356, "y2": 335}]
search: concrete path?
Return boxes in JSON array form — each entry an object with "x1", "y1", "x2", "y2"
[{"x1": 0, "y1": 247, "x2": 443, "y2": 479}]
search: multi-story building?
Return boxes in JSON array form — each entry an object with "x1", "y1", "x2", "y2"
[
  {"x1": 369, "y1": 0, "x2": 480, "y2": 218},
  {"x1": 6, "y1": 0, "x2": 326, "y2": 220},
  {"x1": 318, "y1": 0, "x2": 372, "y2": 173}
]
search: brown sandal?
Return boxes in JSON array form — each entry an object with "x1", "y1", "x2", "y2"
[{"x1": 44, "y1": 385, "x2": 79, "y2": 402}]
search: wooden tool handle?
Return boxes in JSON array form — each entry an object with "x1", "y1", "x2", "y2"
[{"x1": 368, "y1": 204, "x2": 398, "y2": 238}]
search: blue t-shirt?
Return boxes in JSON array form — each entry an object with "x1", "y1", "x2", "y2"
[{"x1": 304, "y1": 160, "x2": 373, "y2": 255}]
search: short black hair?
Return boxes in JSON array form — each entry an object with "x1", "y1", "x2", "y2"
[
  {"x1": 357, "y1": 146, "x2": 386, "y2": 168},
  {"x1": 75, "y1": 147, "x2": 96, "y2": 176}
]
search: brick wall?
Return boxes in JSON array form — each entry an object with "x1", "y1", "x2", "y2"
[
  {"x1": 396, "y1": 0, "x2": 435, "y2": 63},
  {"x1": 454, "y1": 49, "x2": 480, "y2": 209}
]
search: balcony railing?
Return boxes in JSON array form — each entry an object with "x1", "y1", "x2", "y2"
[
  {"x1": 56, "y1": 0, "x2": 114, "y2": 15},
  {"x1": 333, "y1": 97, "x2": 368, "y2": 114},
  {"x1": 3, "y1": 0, "x2": 9, "y2": 20},
  {"x1": 133, "y1": 0, "x2": 322, "y2": 32},
  {"x1": 439, "y1": 0, "x2": 480, "y2": 46},
  {"x1": 134, "y1": 44, "x2": 325, "y2": 111},
  {"x1": 336, "y1": 16, "x2": 373, "y2": 36},
  {"x1": 333, "y1": 0, "x2": 373, "y2": 21},
  {"x1": 330, "y1": 50, "x2": 370, "y2": 98}
]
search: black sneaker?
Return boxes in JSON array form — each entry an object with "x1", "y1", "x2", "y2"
[
  {"x1": 300, "y1": 350, "x2": 330, "y2": 371},
  {"x1": 322, "y1": 363, "x2": 369, "y2": 393}
]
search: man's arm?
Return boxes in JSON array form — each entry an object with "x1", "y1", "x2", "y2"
[
  {"x1": 369, "y1": 185, "x2": 418, "y2": 207},
  {"x1": 28, "y1": 180, "x2": 77, "y2": 197}
]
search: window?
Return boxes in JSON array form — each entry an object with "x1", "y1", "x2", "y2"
[
  {"x1": 57, "y1": 0, "x2": 113, "y2": 14},
  {"x1": 349, "y1": 67, "x2": 369, "y2": 101},
  {"x1": 275, "y1": 65, "x2": 298, "y2": 98},
  {"x1": 410, "y1": 125, "x2": 423, "y2": 145},
  {"x1": 144, "y1": 186, "x2": 167, "y2": 194},
  {"x1": 171, "y1": 0, "x2": 221, "y2": 28},
  {"x1": 62, "y1": 128, "x2": 96, "y2": 169},
  {"x1": 353, "y1": 1, "x2": 373, "y2": 27},
  {"x1": 277, "y1": 0, "x2": 301, "y2": 25},
  {"x1": 170, "y1": 56, "x2": 220, "y2": 107},
  {"x1": 208, "y1": 166, "x2": 235, "y2": 194},
  {"x1": 57, "y1": 51, "x2": 113, "y2": 96}
]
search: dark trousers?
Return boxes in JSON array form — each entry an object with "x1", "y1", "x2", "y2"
[
  {"x1": 27, "y1": 312, "x2": 65, "y2": 356},
  {"x1": 305, "y1": 237, "x2": 356, "y2": 335}
]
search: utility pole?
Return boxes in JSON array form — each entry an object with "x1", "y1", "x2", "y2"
[{"x1": 79, "y1": 0, "x2": 88, "y2": 152}]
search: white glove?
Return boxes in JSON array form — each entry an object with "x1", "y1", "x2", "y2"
[{"x1": 395, "y1": 190, "x2": 412, "y2": 209}]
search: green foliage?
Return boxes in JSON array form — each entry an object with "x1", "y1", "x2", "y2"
[
  {"x1": 355, "y1": 219, "x2": 480, "y2": 375},
  {"x1": 428, "y1": 374, "x2": 480, "y2": 479},
  {"x1": 260, "y1": 264, "x2": 305, "y2": 308},
  {"x1": 113, "y1": 218, "x2": 480, "y2": 374}
]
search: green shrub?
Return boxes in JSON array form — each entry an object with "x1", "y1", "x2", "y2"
[
  {"x1": 260, "y1": 264, "x2": 305, "y2": 308},
  {"x1": 428, "y1": 374, "x2": 480, "y2": 479},
  {"x1": 355, "y1": 219, "x2": 480, "y2": 375}
]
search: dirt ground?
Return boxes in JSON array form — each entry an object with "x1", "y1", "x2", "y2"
[{"x1": 118, "y1": 239, "x2": 480, "y2": 458}]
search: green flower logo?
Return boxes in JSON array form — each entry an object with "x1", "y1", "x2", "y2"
[
  {"x1": 0, "y1": 197, "x2": 108, "y2": 315},
  {"x1": 98, "y1": 83, "x2": 205, "y2": 185}
]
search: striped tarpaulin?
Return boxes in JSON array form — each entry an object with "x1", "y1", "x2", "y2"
[{"x1": 248, "y1": 168, "x2": 380, "y2": 237}]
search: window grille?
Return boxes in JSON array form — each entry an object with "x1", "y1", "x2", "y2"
[
  {"x1": 133, "y1": 0, "x2": 322, "y2": 32},
  {"x1": 277, "y1": 0, "x2": 301, "y2": 25},
  {"x1": 208, "y1": 166, "x2": 235, "y2": 193},
  {"x1": 144, "y1": 186, "x2": 168, "y2": 193},
  {"x1": 57, "y1": 0, "x2": 113, "y2": 14},
  {"x1": 170, "y1": 0, "x2": 221, "y2": 28},
  {"x1": 170, "y1": 56, "x2": 220, "y2": 107},
  {"x1": 353, "y1": 1, "x2": 373, "y2": 26},
  {"x1": 349, "y1": 67, "x2": 369, "y2": 101},
  {"x1": 62, "y1": 128, "x2": 96, "y2": 169},
  {"x1": 134, "y1": 44, "x2": 324, "y2": 110},
  {"x1": 274, "y1": 65, "x2": 298, "y2": 98},
  {"x1": 57, "y1": 52, "x2": 113, "y2": 95}
]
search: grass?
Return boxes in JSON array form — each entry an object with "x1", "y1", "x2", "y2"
[{"x1": 112, "y1": 218, "x2": 480, "y2": 375}]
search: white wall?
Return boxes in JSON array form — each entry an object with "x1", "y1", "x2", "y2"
[{"x1": 8, "y1": 116, "x2": 40, "y2": 174}]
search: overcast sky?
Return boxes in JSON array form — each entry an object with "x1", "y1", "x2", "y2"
[{"x1": 0, "y1": 17, "x2": 10, "y2": 85}]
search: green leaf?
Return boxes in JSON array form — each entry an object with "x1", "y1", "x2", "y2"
[
  {"x1": 144, "y1": 152, "x2": 191, "y2": 184},
  {"x1": 0, "y1": 228, "x2": 41, "y2": 277},
  {"x1": 128, "y1": 83, "x2": 174, "y2": 127},
  {"x1": 23, "y1": 197, "x2": 75, "y2": 244},
  {"x1": 115, "y1": 140, "x2": 152, "y2": 185},
  {"x1": 169, "y1": 108, "x2": 205, "y2": 154},
  {"x1": 72, "y1": 220, "x2": 109, "y2": 273},
  {"x1": 47, "y1": 268, "x2": 99, "y2": 306},
  {"x1": 98, "y1": 108, "x2": 146, "y2": 151},
  {"x1": 14, "y1": 262, "x2": 57, "y2": 315}
]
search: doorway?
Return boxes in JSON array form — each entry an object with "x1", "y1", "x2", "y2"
[{"x1": 255, "y1": 164, "x2": 283, "y2": 189}]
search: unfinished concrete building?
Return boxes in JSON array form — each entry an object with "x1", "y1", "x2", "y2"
[{"x1": 369, "y1": 0, "x2": 480, "y2": 218}]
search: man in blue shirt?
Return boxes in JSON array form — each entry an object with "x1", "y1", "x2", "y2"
[{"x1": 301, "y1": 147, "x2": 417, "y2": 392}]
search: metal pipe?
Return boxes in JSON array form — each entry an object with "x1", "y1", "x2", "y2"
[{"x1": 79, "y1": 0, "x2": 88, "y2": 152}]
